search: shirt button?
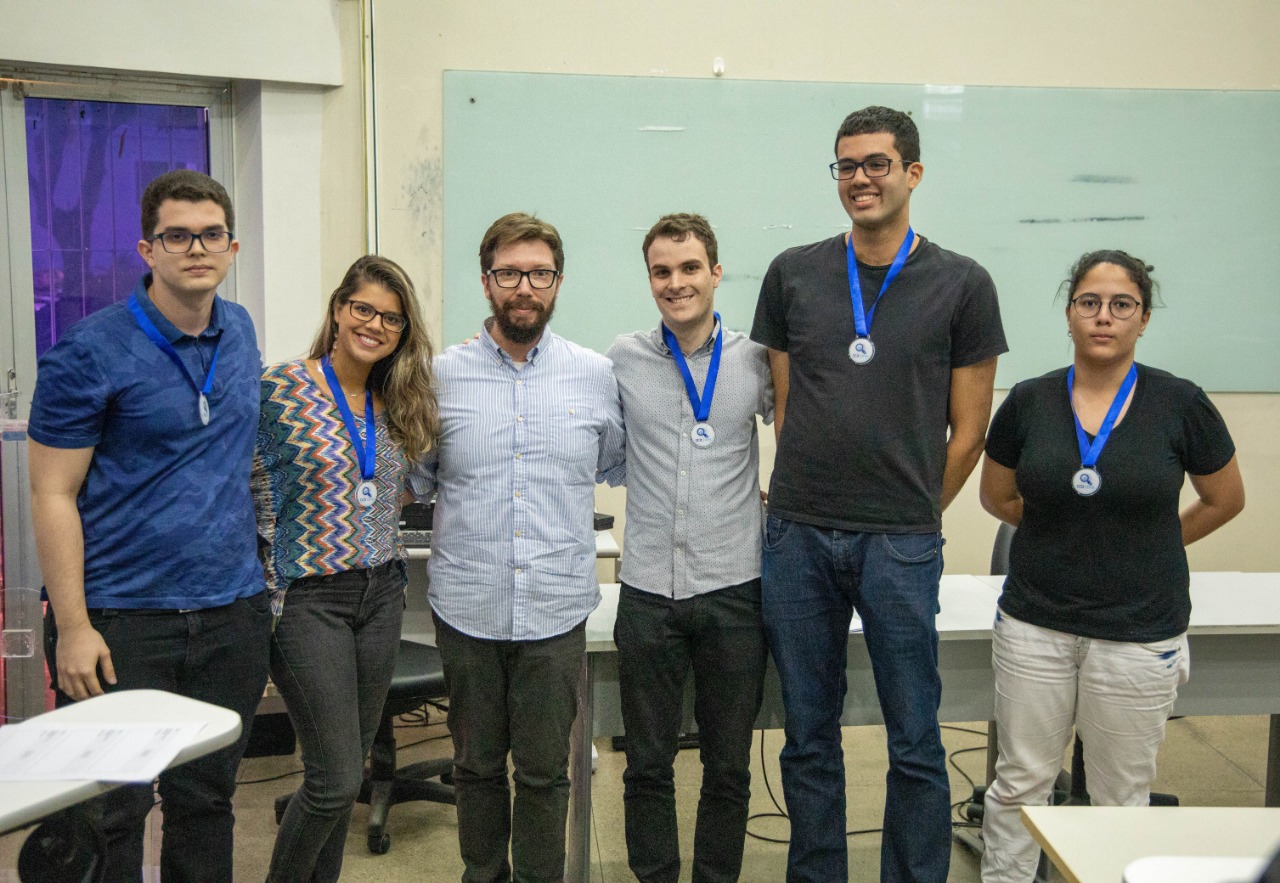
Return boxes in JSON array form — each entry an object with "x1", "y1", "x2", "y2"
[
  {"x1": 515, "y1": 453, "x2": 522, "y2": 459},
  {"x1": 677, "y1": 509, "x2": 684, "y2": 516},
  {"x1": 515, "y1": 530, "x2": 522, "y2": 537},
  {"x1": 516, "y1": 379, "x2": 523, "y2": 385},
  {"x1": 517, "y1": 415, "x2": 524, "y2": 422},
  {"x1": 568, "y1": 408, "x2": 575, "y2": 415},
  {"x1": 515, "y1": 568, "x2": 523, "y2": 574},
  {"x1": 515, "y1": 491, "x2": 522, "y2": 498},
  {"x1": 679, "y1": 470, "x2": 686, "y2": 476}
]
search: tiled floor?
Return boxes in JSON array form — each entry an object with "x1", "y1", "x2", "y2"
[{"x1": 1, "y1": 712, "x2": 1269, "y2": 881}]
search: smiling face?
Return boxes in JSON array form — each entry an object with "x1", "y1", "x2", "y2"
[
  {"x1": 646, "y1": 233, "x2": 721, "y2": 339},
  {"x1": 137, "y1": 198, "x2": 238, "y2": 302},
  {"x1": 1067, "y1": 262, "x2": 1151, "y2": 367},
  {"x1": 834, "y1": 132, "x2": 921, "y2": 235},
  {"x1": 482, "y1": 239, "x2": 561, "y2": 346},
  {"x1": 332, "y1": 281, "x2": 403, "y2": 370}
]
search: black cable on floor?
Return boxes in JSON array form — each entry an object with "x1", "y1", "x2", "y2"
[{"x1": 746, "y1": 725, "x2": 992, "y2": 845}]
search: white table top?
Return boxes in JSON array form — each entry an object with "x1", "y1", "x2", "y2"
[
  {"x1": 586, "y1": 574, "x2": 1001, "y2": 652},
  {"x1": 977, "y1": 572, "x2": 1280, "y2": 635},
  {"x1": 1022, "y1": 805, "x2": 1280, "y2": 883},
  {"x1": 0, "y1": 689, "x2": 242, "y2": 836}
]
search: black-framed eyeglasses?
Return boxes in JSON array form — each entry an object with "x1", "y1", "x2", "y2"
[
  {"x1": 147, "y1": 229, "x2": 234, "y2": 253},
  {"x1": 829, "y1": 158, "x2": 909, "y2": 181},
  {"x1": 487, "y1": 268, "x2": 560, "y2": 290},
  {"x1": 1070, "y1": 295, "x2": 1141, "y2": 320},
  {"x1": 347, "y1": 299, "x2": 407, "y2": 333}
]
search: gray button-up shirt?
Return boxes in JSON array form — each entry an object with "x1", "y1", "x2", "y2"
[{"x1": 605, "y1": 321, "x2": 773, "y2": 600}]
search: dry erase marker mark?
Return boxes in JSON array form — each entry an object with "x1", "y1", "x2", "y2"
[
  {"x1": 638, "y1": 126, "x2": 685, "y2": 132},
  {"x1": 762, "y1": 224, "x2": 794, "y2": 230},
  {"x1": 1072, "y1": 215, "x2": 1146, "y2": 223},
  {"x1": 1072, "y1": 174, "x2": 1135, "y2": 184},
  {"x1": 1019, "y1": 218, "x2": 1063, "y2": 224}
]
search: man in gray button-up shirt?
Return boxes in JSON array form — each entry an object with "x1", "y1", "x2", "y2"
[{"x1": 603, "y1": 214, "x2": 773, "y2": 883}]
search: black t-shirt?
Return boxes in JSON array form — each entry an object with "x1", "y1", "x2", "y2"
[
  {"x1": 985, "y1": 365, "x2": 1236, "y2": 642},
  {"x1": 751, "y1": 234, "x2": 1007, "y2": 532}
]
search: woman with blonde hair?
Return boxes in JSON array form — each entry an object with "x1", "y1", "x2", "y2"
[{"x1": 255, "y1": 254, "x2": 438, "y2": 882}]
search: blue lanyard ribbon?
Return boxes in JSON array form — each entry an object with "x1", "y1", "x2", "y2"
[
  {"x1": 128, "y1": 293, "x2": 221, "y2": 408},
  {"x1": 661, "y1": 313, "x2": 723, "y2": 423},
  {"x1": 845, "y1": 227, "x2": 915, "y2": 339},
  {"x1": 1067, "y1": 363, "x2": 1138, "y2": 468},
  {"x1": 321, "y1": 356, "x2": 376, "y2": 481}
]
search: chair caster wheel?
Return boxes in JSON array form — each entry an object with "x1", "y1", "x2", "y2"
[{"x1": 369, "y1": 832, "x2": 390, "y2": 854}]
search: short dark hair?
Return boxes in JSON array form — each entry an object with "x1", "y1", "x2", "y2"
[
  {"x1": 140, "y1": 170, "x2": 235, "y2": 238},
  {"x1": 479, "y1": 213, "x2": 565, "y2": 273},
  {"x1": 1062, "y1": 249, "x2": 1159, "y2": 314},
  {"x1": 642, "y1": 213, "x2": 718, "y2": 268},
  {"x1": 834, "y1": 106, "x2": 921, "y2": 163}
]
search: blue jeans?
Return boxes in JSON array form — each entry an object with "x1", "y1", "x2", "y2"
[
  {"x1": 614, "y1": 580, "x2": 767, "y2": 883},
  {"x1": 267, "y1": 559, "x2": 406, "y2": 883},
  {"x1": 44, "y1": 592, "x2": 273, "y2": 883},
  {"x1": 761, "y1": 516, "x2": 949, "y2": 883}
]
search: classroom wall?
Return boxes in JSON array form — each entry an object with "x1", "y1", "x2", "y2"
[{"x1": 367, "y1": 0, "x2": 1280, "y2": 575}]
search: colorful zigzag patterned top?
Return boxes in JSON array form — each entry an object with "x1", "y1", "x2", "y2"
[{"x1": 254, "y1": 359, "x2": 408, "y2": 613}]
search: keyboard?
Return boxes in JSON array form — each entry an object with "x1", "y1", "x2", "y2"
[{"x1": 401, "y1": 529, "x2": 432, "y2": 549}]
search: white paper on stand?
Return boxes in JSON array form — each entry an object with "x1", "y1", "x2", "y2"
[{"x1": 0, "y1": 721, "x2": 206, "y2": 783}]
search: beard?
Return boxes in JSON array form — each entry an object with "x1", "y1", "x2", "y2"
[{"x1": 491, "y1": 295, "x2": 555, "y2": 345}]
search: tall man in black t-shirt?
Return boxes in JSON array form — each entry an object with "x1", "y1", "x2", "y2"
[{"x1": 750, "y1": 106, "x2": 1007, "y2": 882}]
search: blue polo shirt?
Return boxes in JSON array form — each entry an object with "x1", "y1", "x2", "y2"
[{"x1": 28, "y1": 274, "x2": 264, "y2": 609}]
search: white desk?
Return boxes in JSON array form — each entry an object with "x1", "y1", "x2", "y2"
[
  {"x1": 0, "y1": 689, "x2": 242, "y2": 837},
  {"x1": 1022, "y1": 805, "x2": 1280, "y2": 883},
  {"x1": 567, "y1": 573, "x2": 1280, "y2": 882}
]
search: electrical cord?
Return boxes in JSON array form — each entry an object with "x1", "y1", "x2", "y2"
[{"x1": 746, "y1": 724, "x2": 991, "y2": 844}]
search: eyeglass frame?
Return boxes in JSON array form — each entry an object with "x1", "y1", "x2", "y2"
[
  {"x1": 828, "y1": 158, "x2": 912, "y2": 181},
  {"x1": 1069, "y1": 294, "x2": 1143, "y2": 320},
  {"x1": 345, "y1": 298, "x2": 407, "y2": 333},
  {"x1": 486, "y1": 268, "x2": 561, "y2": 290},
  {"x1": 146, "y1": 228, "x2": 235, "y2": 254}
]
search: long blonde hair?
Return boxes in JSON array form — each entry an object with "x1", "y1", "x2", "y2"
[{"x1": 309, "y1": 255, "x2": 439, "y2": 461}]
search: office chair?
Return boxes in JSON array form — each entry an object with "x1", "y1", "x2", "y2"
[
  {"x1": 17, "y1": 806, "x2": 106, "y2": 883},
  {"x1": 275, "y1": 639, "x2": 456, "y2": 855}
]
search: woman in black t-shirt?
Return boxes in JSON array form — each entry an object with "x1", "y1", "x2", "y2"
[{"x1": 976, "y1": 250, "x2": 1245, "y2": 883}]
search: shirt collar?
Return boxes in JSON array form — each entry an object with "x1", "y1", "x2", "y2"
[
  {"x1": 133, "y1": 273, "x2": 226, "y2": 342},
  {"x1": 651, "y1": 316, "x2": 722, "y2": 358},
  {"x1": 480, "y1": 318, "x2": 555, "y2": 365}
]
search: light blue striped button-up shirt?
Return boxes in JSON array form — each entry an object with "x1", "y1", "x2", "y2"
[{"x1": 411, "y1": 324, "x2": 626, "y2": 641}]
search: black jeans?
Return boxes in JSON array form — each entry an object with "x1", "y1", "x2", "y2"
[
  {"x1": 433, "y1": 613, "x2": 585, "y2": 883},
  {"x1": 266, "y1": 560, "x2": 406, "y2": 883},
  {"x1": 44, "y1": 592, "x2": 273, "y2": 883},
  {"x1": 614, "y1": 580, "x2": 767, "y2": 883}
]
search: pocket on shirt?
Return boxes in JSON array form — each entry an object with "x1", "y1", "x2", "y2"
[{"x1": 546, "y1": 403, "x2": 598, "y2": 465}]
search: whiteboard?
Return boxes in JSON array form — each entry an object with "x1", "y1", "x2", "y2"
[{"x1": 443, "y1": 72, "x2": 1280, "y2": 390}]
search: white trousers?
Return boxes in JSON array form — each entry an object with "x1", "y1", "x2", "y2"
[{"x1": 979, "y1": 610, "x2": 1189, "y2": 883}]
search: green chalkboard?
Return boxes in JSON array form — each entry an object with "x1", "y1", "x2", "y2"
[{"x1": 443, "y1": 72, "x2": 1280, "y2": 390}]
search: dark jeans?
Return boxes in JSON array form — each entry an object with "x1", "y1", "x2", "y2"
[
  {"x1": 266, "y1": 560, "x2": 406, "y2": 883},
  {"x1": 44, "y1": 592, "x2": 272, "y2": 883},
  {"x1": 433, "y1": 612, "x2": 585, "y2": 883},
  {"x1": 760, "y1": 516, "x2": 950, "y2": 883},
  {"x1": 614, "y1": 580, "x2": 767, "y2": 883}
]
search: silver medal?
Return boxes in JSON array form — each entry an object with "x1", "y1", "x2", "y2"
[
  {"x1": 692, "y1": 423, "x2": 715, "y2": 448},
  {"x1": 356, "y1": 480, "x2": 378, "y2": 507},
  {"x1": 848, "y1": 338, "x2": 875, "y2": 365},
  {"x1": 1072, "y1": 467, "x2": 1101, "y2": 497},
  {"x1": 198, "y1": 393, "x2": 211, "y2": 426}
]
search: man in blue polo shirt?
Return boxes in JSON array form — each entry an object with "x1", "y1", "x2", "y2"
[{"x1": 28, "y1": 170, "x2": 270, "y2": 882}]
